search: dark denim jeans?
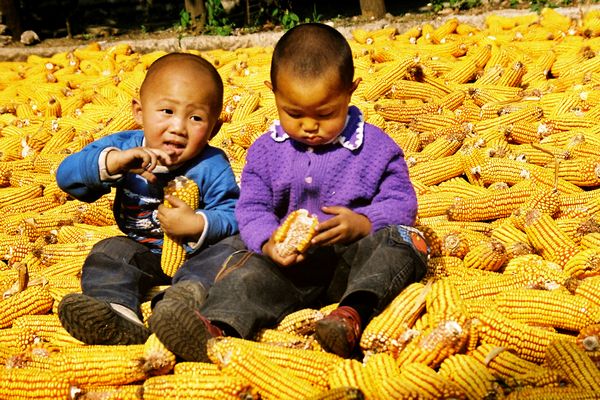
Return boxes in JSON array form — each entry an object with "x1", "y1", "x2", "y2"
[
  {"x1": 199, "y1": 226, "x2": 428, "y2": 339},
  {"x1": 82, "y1": 235, "x2": 235, "y2": 317}
]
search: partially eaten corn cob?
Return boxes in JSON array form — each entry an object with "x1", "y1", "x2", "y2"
[{"x1": 273, "y1": 209, "x2": 319, "y2": 257}]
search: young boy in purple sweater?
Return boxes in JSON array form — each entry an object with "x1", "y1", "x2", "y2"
[{"x1": 149, "y1": 23, "x2": 428, "y2": 362}]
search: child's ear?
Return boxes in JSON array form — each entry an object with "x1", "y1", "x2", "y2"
[
  {"x1": 131, "y1": 98, "x2": 143, "y2": 126},
  {"x1": 264, "y1": 80, "x2": 273, "y2": 91},
  {"x1": 210, "y1": 118, "x2": 223, "y2": 140},
  {"x1": 350, "y1": 78, "x2": 362, "y2": 95}
]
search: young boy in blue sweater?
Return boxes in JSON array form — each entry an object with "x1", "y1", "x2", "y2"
[{"x1": 55, "y1": 52, "x2": 239, "y2": 345}]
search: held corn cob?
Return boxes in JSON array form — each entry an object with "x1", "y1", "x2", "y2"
[
  {"x1": 274, "y1": 209, "x2": 319, "y2": 257},
  {"x1": 160, "y1": 176, "x2": 200, "y2": 277}
]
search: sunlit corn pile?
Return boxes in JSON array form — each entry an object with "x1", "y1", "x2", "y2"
[{"x1": 1, "y1": 6, "x2": 600, "y2": 399}]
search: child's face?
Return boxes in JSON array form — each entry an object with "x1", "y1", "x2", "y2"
[
  {"x1": 268, "y1": 68, "x2": 359, "y2": 147},
  {"x1": 132, "y1": 64, "x2": 220, "y2": 167}
]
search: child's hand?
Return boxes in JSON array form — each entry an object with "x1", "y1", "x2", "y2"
[
  {"x1": 262, "y1": 236, "x2": 306, "y2": 267},
  {"x1": 106, "y1": 147, "x2": 172, "y2": 183},
  {"x1": 311, "y1": 206, "x2": 371, "y2": 246},
  {"x1": 157, "y1": 194, "x2": 204, "y2": 241}
]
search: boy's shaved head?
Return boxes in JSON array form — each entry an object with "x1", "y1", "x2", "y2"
[
  {"x1": 140, "y1": 52, "x2": 224, "y2": 114},
  {"x1": 270, "y1": 23, "x2": 354, "y2": 91}
]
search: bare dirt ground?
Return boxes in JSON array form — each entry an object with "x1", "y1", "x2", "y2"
[{"x1": 0, "y1": 2, "x2": 598, "y2": 61}]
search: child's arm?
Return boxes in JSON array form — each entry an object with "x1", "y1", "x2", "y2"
[
  {"x1": 104, "y1": 147, "x2": 172, "y2": 183},
  {"x1": 56, "y1": 131, "x2": 151, "y2": 202}
]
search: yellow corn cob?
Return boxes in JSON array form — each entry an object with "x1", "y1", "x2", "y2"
[
  {"x1": 360, "y1": 282, "x2": 427, "y2": 355},
  {"x1": 208, "y1": 337, "x2": 321, "y2": 399},
  {"x1": 563, "y1": 248, "x2": 600, "y2": 279},
  {"x1": 254, "y1": 328, "x2": 322, "y2": 351},
  {"x1": 50, "y1": 344, "x2": 149, "y2": 387},
  {"x1": 141, "y1": 333, "x2": 176, "y2": 376},
  {"x1": 173, "y1": 361, "x2": 221, "y2": 376},
  {"x1": 273, "y1": 209, "x2": 319, "y2": 257},
  {"x1": 504, "y1": 386, "x2": 600, "y2": 400},
  {"x1": 463, "y1": 240, "x2": 507, "y2": 271},
  {"x1": 0, "y1": 285, "x2": 54, "y2": 328},
  {"x1": 362, "y1": 57, "x2": 417, "y2": 101},
  {"x1": 477, "y1": 308, "x2": 576, "y2": 363},
  {"x1": 447, "y1": 181, "x2": 532, "y2": 221},
  {"x1": 142, "y1": 373, "x2": 252, "y2": 400},
  {"x1": 472, "y1": 344, "x2": 561, "y2": 388},
  {"x1": 523, "y1": 210, "x2": 579, "y2": 266},
  {"x1": 546, "y1": 339, "x2": 600, "y2": 392},
  {"x1": 388, "y1": 79, "x2": 446, "y2": 101},
  {"x1": 0, "y1": 326, "x2": 37, "y2": 362},
  {"x1": 558, "y1": 157, "x2": 600, "y2": 187},
  {"x1": 0, "y1": 368, "x2": 75, "y2": 400},
  {"x1": 408, "y1": 154, "x2": 464, "y2": 186},
  {"x1": 493, "y1": 288, "x2": 600, "y2": 332},
  {"x1": 438, "y1": 353, "x2": 503, "y2": 400},
  {"x1": 160, "y1": 176, "x2": 200, "y2": 277},
  {"x1": 275, "y1": 307, "x2": 324, "y2": 337},
  {"x1": 327, "y1": 359, "x2": 382, "y2": 399},
  {"x1": 36, "y1": 241, "x2": 96, "y2": 266},
  {"x1": 395, "y1": 309, "x2": 471, "y2": 368},
  {"x1": 425, "y1": 278, "x2": 469, "y2": 328},
  {"x1": 374, "y1": 101, "x2": 440, "y2": 123},
  {"x1": 305, "y1": 387, "x2": 365, "y2": 400}
]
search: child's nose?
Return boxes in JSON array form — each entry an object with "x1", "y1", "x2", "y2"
[
  {"x1": 302, "y1": 119, "x2": 318, "y2": 132},
  {"x1": 169, "y1": 117, "x2": 187, "y2": 135}
]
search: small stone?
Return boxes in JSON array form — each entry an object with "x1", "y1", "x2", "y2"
[{"x1": 20, "y1": 30, "x2": 40, "y2": 45}]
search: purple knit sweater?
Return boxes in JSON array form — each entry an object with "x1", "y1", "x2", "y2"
[{"x1": 235, "y1": 106, "x2": 418, "y2": 253}]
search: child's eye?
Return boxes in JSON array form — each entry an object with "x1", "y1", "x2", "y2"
[
  {"x1": 287, "y1": 111, "x2": 302, "y2": 119},
  {"x1": 191, "y1": 115, "x2": 203, "y2": 122},
  {"x1": 161, "y1": 109, "x2": 173, "y2": 115},
  {"x1": 318, "y1": 112, "x2": 333, "y2": 118}
]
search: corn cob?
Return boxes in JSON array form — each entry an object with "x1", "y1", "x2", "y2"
[
  {"x1": 438, "y1": 353, "x2": 503, "y2": 400},
  {"x1": 208, "y1": 337, "x2": 321, "y2": 399},
  {"x1": 472, "y1": 344, "x2": 562, "y2": 388},
  {"x1": 142, "y1": 373, "x2": 251, "y2": 400},
  {"x1": 50, "y1": 344, "x2": 149, "y2": 387},
  {"x1": 274, "y1": 307, "x2": 324, "y2": 336},
  {"x1": 0, "y1": 368, "x2": 76, "y2": 400},
  {"x1": 160, "y1": 176, "x2": 199, "y2": 277},
  {"x1": 305, "y1": 387, "x2": 365, "y2": 400},
  {"x1": 362, "y1": 57, "x2": 418, "y2": 101},
  {"x1": 504, "y1": 386, "x2": 600, "y2": 400},
  {"x1": 360, "y1": 282, "x2": 427, "y2": 355},
  {"x1": 477, "y1": 308, "x2": 576, "y2": 363},
  {"x1": 493, "y1": 288, "x2": 600, "y2": 332},
  {"x1": 523, "y1": 209, "x2": 579, "y2": 266},
  {"x1": 546, "y1": 339, "x2": 600, "y2": 392},
  {"x1": 0, "y1": 285, "x2": 54, "y2": 328},
  {"x1": 394, "y1": 309, "x2": 470, "y2": 368},
  {"x1": 327, "y1": 359, "x2": 383, "y2": 399},
  {"x1": 563, "y1": 248, "x2": 600, "y2": 279},
  {"x1": 273, "y1": 209, "x2": 319, "y2": 257},
  {"x1": 463, "y1": 240, "x2": 507, "y2": 271}
]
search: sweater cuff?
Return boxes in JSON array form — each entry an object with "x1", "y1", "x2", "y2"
[
  {"x1": 188, "y1": 211, "x2": 208, "y2": 251},
  {"x1": 99, "y1": 147, "x2": 122, "y2": 181}
]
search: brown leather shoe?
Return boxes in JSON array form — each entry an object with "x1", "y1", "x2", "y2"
[
  {"x1": 149, "y1": 299, "x2": 223, "y2": 362},
  {"x1": 315, "y1": 306, "x2": 362, "y2": 358}
]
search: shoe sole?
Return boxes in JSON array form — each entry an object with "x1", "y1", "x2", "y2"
[
  {"x1": 315, "y1": 319, "x2": 353, "y2": 358},
  {"x1": 148, "y1": 299, "x2": 211, "y2": 362},
  {"x1": 163, "y1": 281, "x2": 207, "y2": 310},
  {"x1": 58, "y1": 293, "x2": 150, "y2": 345}
]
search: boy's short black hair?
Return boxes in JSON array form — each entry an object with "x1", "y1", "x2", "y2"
[
  {"x1": 270, "y1": 23, "x2": 354, "y2": 91},
  {"x1": 141, "y1": 52, "x2": 224, "y2": 114}
]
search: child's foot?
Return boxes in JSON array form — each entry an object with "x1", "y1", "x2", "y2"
[
  {"x1": 315, "y1": 305, "x2": 362, "y2": 358},
  {"x1": 148, "y1": 298, "x2": 223, "y2": 362},
  {"x1": 162, "y1": 280, "x2": 207, "y2": 310},
  {"x1": 58, "y1": 293, "x2": 150, "y2": 345}
]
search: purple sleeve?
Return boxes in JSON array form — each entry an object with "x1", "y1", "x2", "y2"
[
  {"x1": 234, "y1": 139, "x2": 280, "y2": 253},
  {"x1": 354, "y1": 141, "x2": 417, "y2": 230}
]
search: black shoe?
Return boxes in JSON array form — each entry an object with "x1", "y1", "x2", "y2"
[
  {"x1": 148, "y1": 298, "x2": 222, "y2": 362},
  {"x1": 58, "y1": 293, "x2": 150, "y2": 345},
  {"x1": 162, "y1": 280, "x2": 208, "y2": 310}
]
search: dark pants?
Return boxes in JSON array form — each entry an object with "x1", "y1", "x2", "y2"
[
  {"x1": 199, "y1": 226, "x2": 428, "y2": 339},
  {"x1": 81, "y1": 236, "x2": 233, "y2": 317}
]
